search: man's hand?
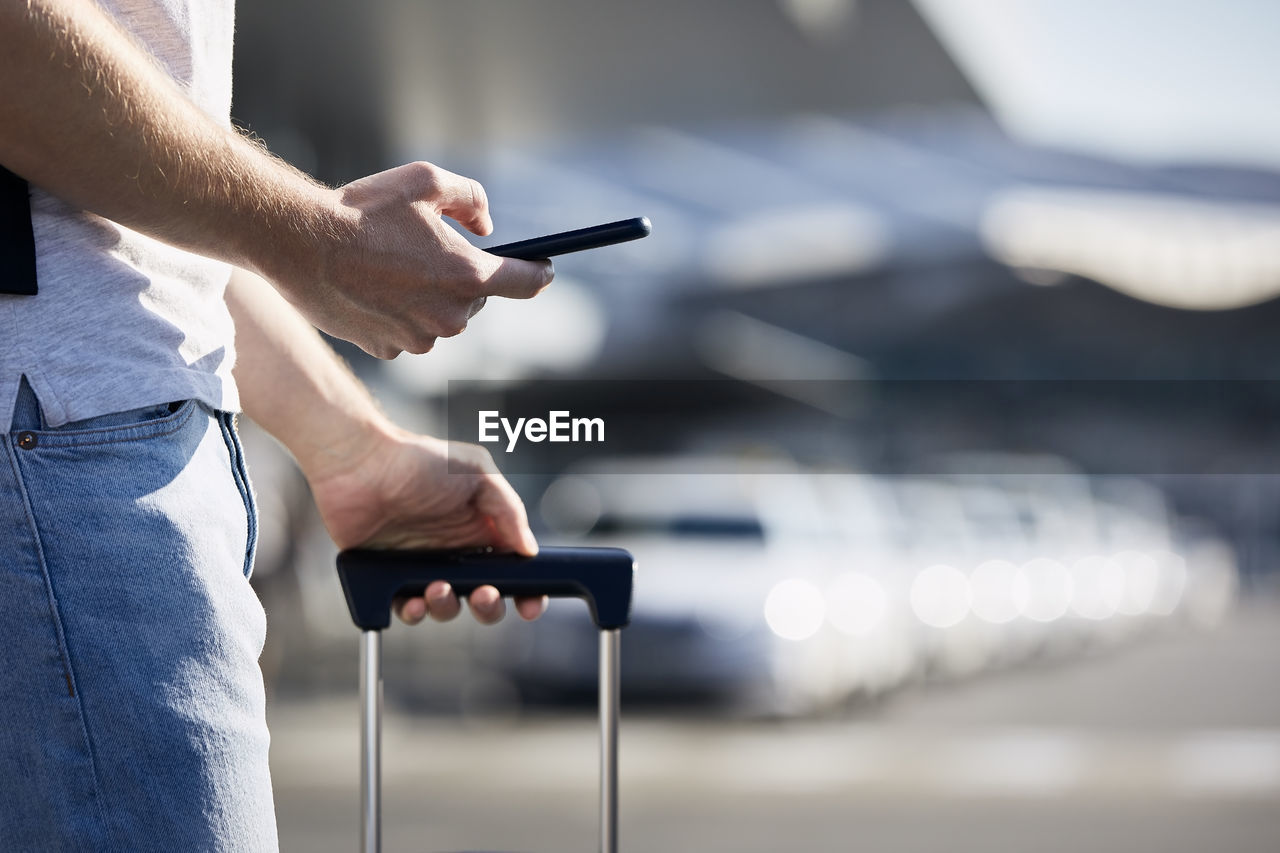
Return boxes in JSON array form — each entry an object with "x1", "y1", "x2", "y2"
[
  {"x1": 304, "y1": 427, "x2": 547, "y2": 625},
  {"x1": 228, "y1": 267, "x2": 548, "y2": 627},
  {"x1": 270, "y1": 162, "x2": 555, "y2": 360}
]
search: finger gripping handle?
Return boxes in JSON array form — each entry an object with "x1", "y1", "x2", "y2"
[{"x1": 336, "y1": 546, "x2": 635, "y2": 631}]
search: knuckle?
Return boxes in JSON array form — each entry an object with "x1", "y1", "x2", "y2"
[
  {"x1": 469, "y1": 178, "x2": 488, "y2": 212},
  {"x1": 456, "y1": 441, "x2": 496, "y2": 472},
  {"x1": 441, "y1": 255, "x2": 486, "y2": 295},
  {"x1": 411, "y1": 160, "x2": 442, "y2": 193},
  {"x1": 513, "y1": 260, "x2": 554, "y2": 297},
  {"x1": 458, "y1": 257, "x2": 489, "y2": 290},
  {"x1": 406, "y1": 333, "x2": 437, "y2": 355},
  {"x1": 366, "y1": 340, "x2": 401, "y2": 360}
]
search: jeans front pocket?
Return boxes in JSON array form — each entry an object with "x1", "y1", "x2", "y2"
[{"x1": 8, "y1": 399, "x2": 277, "y2": 849}]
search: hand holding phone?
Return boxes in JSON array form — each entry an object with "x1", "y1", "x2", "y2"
[{"x1": 485, "y1": 217, "x2": 651, "y2": 261}]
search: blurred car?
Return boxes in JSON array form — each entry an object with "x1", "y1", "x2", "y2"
[
  {"x1": 491, "y1": 453, "x2": 1239, "y2": 718},
  {"x1": 502, "y1": 456, "x2": 884, "y2": 716}
]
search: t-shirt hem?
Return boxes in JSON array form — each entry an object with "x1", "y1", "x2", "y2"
[{"x1": 1, "y1": 369, "x2": 240, "y2": 430}]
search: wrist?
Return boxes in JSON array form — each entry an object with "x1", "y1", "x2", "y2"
[
  {"x1": 290, "y1": 403, "x2": 404, "y2": 486},
  {"x1": 233, "y1": 152, "x2": 351, "y2": 297}
]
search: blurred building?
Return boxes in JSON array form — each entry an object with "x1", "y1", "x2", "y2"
[
  {"x1": 231, "y1": 1, "x2": 1280, "y2": 584},
  {"x1": 233, "y1": 0, "x2": 979, "y2": 178}
]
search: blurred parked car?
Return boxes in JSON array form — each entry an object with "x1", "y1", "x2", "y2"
[
  {"x1": 512, "y1": 457, "x2": 858, "y2": 716},
  {"x1": 491, "y1": 453, "x2": 1238, "y2": 717}
]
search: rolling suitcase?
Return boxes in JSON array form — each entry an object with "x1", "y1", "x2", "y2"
[{"x1": 336, "y1": 546, "x2": 636, "y2": 853}]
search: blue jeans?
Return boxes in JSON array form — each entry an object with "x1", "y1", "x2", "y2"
[{"x1": 0, "y1": 380, "x2": 277, "y2": 851}]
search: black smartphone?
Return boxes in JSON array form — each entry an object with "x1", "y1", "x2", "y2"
[{"x1": 485, "y1": 216, "x2": 651, "y2": 260}]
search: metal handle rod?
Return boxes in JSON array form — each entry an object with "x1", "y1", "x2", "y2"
[
  {"x1": 360, "y1": 630, "x2": 382, "y2": 853},
  {"x1": 360, "y1": 625, "x2": 620, "y2": 853},
  {"x1": 599, "y1": 629, "x2": 620, "y2": 853}
]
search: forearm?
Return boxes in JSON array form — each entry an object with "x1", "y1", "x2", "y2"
[
  {"x1": 2, "y1": 0, "x2": 551, "y2": 360},
  {"x1": 228, "y1": 266, "x2": 541, "y2": 621},
  {"x1": 0, "y1": 0, "x2": 337, "y2": 282},
  {"x1": 226, "y1": 267, "x2": 397, "y2": 479}
]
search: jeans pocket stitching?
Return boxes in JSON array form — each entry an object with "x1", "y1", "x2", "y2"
[
  {"x1": 27, "y1": 400, "x2": 198, "y2": 449},
  {"x1": 3, "y1": 443, "x2": 118, "y2": 849}
]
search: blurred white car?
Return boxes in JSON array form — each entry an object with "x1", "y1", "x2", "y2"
[
  {"x1": 502, "y1": 457, "x2": 896, "y2": 715},
  {"x1": 489, "y1": 454, "x2": 1237, "y2": 717}
]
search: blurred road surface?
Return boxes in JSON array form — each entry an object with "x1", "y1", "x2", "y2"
[{"x1": 269, "y1": 600, "x2": 1280, "y2": 853}]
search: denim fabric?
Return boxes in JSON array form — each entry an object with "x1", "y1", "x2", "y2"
[{"x1": 0, "y1": 380, "x2": 277, "y2": 851}]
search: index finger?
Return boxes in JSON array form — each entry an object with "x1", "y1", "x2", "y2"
[{"x1": 422, "y1": 165, "x2": 494, "y2": 236}]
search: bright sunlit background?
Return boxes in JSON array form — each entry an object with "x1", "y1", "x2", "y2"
[
  {"x1": 229, "y1": 2, "x2": 1280, "y2": 851},
  {"x1": 914, "y1": 0, "x2": 1280, "y2": 171}
]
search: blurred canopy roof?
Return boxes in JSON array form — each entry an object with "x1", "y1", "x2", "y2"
[{"x1": 232, "y1": 0, "x2": 981, "y2": 177}]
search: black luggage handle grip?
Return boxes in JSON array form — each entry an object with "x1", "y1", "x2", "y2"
[{"x1": 337, "y1": 546, "x2": 635, "y2": 631}]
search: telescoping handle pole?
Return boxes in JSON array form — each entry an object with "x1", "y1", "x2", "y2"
[
  {"x1": 600, "y1": 628, "x2": 620, "y2": 853},
  {"x1": 337, "y1": 546, "x2": 636, "y2": 853},
  {"x1": 359, "y1": 629, "x2": 381, "y2": 853}
]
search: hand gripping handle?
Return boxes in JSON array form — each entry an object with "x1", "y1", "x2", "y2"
[{"x1": 336, "y1": 546, "x2": 635, "y2": 631}]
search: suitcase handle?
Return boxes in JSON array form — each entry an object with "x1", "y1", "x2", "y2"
[{"x1": 336, "y1": 545, "x2": 635, "y2": 631}]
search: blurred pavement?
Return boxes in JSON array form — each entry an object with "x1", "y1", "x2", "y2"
[{"x1": 269, "y1": 599, "x2": 1280, "y2": 852}]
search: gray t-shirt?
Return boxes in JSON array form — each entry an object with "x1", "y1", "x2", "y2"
[{"x1": 0, "y1": 0, "x2": 239, "y2": 428}]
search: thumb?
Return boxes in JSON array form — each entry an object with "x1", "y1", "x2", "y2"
[
  {"x1": 474, "y1": 473, "x2": 540, "y2": 557},
  {"x1": 477, "y1": 255, "x2": 555, "y2": 300}
]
